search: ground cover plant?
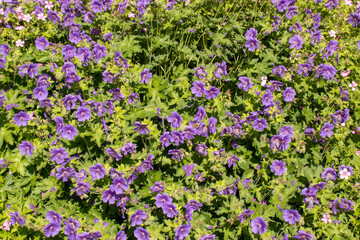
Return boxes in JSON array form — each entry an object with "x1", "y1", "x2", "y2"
[{"x1": 0, "y1": 0, "x2": 360, "y2": 239}]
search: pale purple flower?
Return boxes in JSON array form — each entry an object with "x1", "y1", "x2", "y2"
[
  {"x1": 320, "y1": 122, "x2": 334, "y2": 138},
  {"x1": 253, "y1": 118, "x2": 268, "y2": 131},
  {"x1": 283, "y1": 87, "x2": 296, "y2": 102},
  {"x1": 270, "y1": 160, "x2": 287, "y2": 175},
  {"x1": 289, "y1": 35, "x2": 303, "y2": 50},
  {"x1": 35, "y1": 36, "x2": 49, "y2": 51},
  {"x1": 251, "y1": 217, "x2": 267, "y2": 235},
  {"x1": 19, "y1": 141, "x2": 34, "y2": 156},
  {"x1": 168, "y1": 112, "x2": 182, "y2": 128},
  {"x1": 237, "y1": 77, "x2": 253, "y2": 92},
  {"x1": 14, "y1": 111, "x2": 30, "y2": 126},
  {"x1": 89, "y1": 163, "x2": 106, "y2": 180},
  {"x1": 61, "y1": 125, "x2": 78, "y2": 140},
  {"x1": 175, "y1": 224, "x2": 191, "y2": 240},
  {"x1": 134, "y1": 227, "x2": 150, "y2": 240},
  {"x1": 130, "y1": 210, "x2": 147, "y2": 226},
  {"x1": 75, "y1": 107, "x2": 92, "y2": 121},
  {"x1": 283, "y1": 209, "x2": 301, "y2": 224},
  {"x1": 191, "y1": 81, "x2": 205, "y2": 97},
  {"x1": 140, "y1": 69, "x2": 152, "y2": 84}
]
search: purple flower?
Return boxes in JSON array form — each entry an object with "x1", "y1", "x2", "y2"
[
  {"x1": 175, "y1": 224, "x2": 191, "y2": 240},
  {"x1": 115, "y1": 51, "x2": 129, "y2": 69},
  {"x1": 54, "y1": 116, "x2": 64, "y2": 133},
  {"x1": 69, "y1": 31, "x2": 81, "y2": 44},
  {"x1": 253, "y1": 118, "x2": 268, "y2": 131},
  {"x1": 56, "y1": 167, "x2": 75, "y2": 182},
  {"x1": 149, "y1": 182, "x2": 164, "y2": 193},
  {"x1": 0, "y1": 44, "x2": 9, "y2": 58},
  {"x1": 155, "y1": 193, "x2": 172, "y2": 208},
  {"x1": 195, "y1": 144, "x2": 208, "y2": 156},
  {"x1": 348, "y1": 13, "x2": 360, "y2": 27},
  {"x1": 75, "y1": 107, "x2": 92, "y2": 121},
  {"x1": 19, "y1": 141, "x2": 34, "y2": 156},
  {"x1": 194, "y1": 106, "x2": 206, "y2": 122},
  {"x1": 283, "y1": 87, "x2": 296, "y2": 102},
  {"x1": 208, "y1": 117, "x2": 217, "y2": 134},
  {"x1": 270, "y1": 160, "x2": 287, "y2": 175},
  {"x1": 63, "y1": 94, "x2": 77, "y2": 111},
  {"x1": 320, "y1": 123, "x2": 334, "y2": 138},
  {"x1": 102, "y1": 190, "x2": 117, "y2": 204},
  {"x1": 92, "y1": 43, "x2": 107, "y2": 62},
  {"x1": 168, "y1": 149, "x2": 183, "y2": 162},
  {"x1": 325, "y1": 0, "x2": 338, "y2": 9},
  {"x1": 279, "y1": 125, "x2": 294, "y2": 138},
  {"x1": 273, "y1": 65, "x2": 287, "y2": 77},
  {"x1": 204, "y1": 86, "x2": 220, "y2": 99},
  {"x1": 89, "y1": 163, "x2": 106, "y2": 180},
  {"x1": 311, "y1": 30, "x2": 322, "y2": 44},
  {"x1": 44, "y1": 222, "x2": 61, "y2": 237},
  {"x1": 33, "y1": 87, "x2": 48, "y2": 101},
  {"x1": 318, "y1": 64, "x2": 337, "y2": 80},
  {"x1": 214, "y1": 61, "x2": 227, "y2": 78},
  {"x1": 131, "y1": 210, "x2": 147, "y2": 226},
  {"x1": 286, "y1": 5, "x2": 298, "y2": 19},
  {"x1": 262, "y1": 92, "x2": 274, "y2": 106},
  {"x1": 27, "y1": 63, "x2": 39, "y2": 78},
  {"x1": 14, "y1": 111, "x2": 30, "y2": 127},
  {"x1": 133, "y1": 121, "x2": 150, "y2": 135},
  {"x1": 35, "y1": 37, "x2": 49, "y2": 51},
  {"x1": 50, "y1": 147, "x2": 68, "y2": 164},
  {"x1": 251, "y1": 217, "x2": 267, "y2": 235},
  {"x1": 91, "y1": 0, "x2": 104, "y2": 12},
  {"x1": 321, "y1": 167, "x2": 337, "y2": 181},
  {"x1": 77, "y1": 47, "x2": 92, "y2": 65},
  {"x1": 283, "y1": 209, "x2": 301, "y2": 224},
  {"x1": 134, "y1": 227, "x2": 150, "y2": 240},
  {"x1": 245, "y1": 28, "x2": 258, "y2": 39},
  {"x1": 238, "y1": 209, "x2": 254, "y2": 223},
  {"x1": 170, "y1": 131, "x2": 184, "y2": 146},
  {"x1": 245, "y1": 38, "x2": 259, "y2": 52},
  {"x1": 73, "y1": 182, "x2": 91, "y2": 196},
  {"x1": 116, "y1": 231, "x2": 127, "y2": 240},
  {"x1": 289, "y1": 35, "x2": 303, "y2": 50},
  {"x1": 109, "y1": 177, "x2": 128, "y2": 194},
  {"x1": 62, "y1": 44, "x2": 77, "y2": 60},
  {"x1": 194, "y1": 66, "x2": 208, "y2": 79},
  {"x1": 339, "y1": 198, "x2": 354, "y2": 211},
  {"x1": 140, "y1": 69, "x2": 152, "y2": 84},
  {"x1": 168, "y1": 112, "x2": 182, "y2": 128},
  {"x1": 228, "y1": 155, "x2": 239, "y2": 168},
  {"x1": 9, "y1": 211, "x2": 25, "y2": 226},
  {"x1": 191, "y1": 81, "x2": 205, "y2": 97},
  {"x1": 201, "y1": 235, "x2": 216, "y2": 240},
  {"x1": 162, "y1": 202, "x2": 178, "y2": 218},
  {"x1": 46, "y1": 211, "x2": 63, "y2": 224},
  {"x1": 293, "y1": 230, "x2": 314, "y2": 240},
  {"x1": 160, "y1": 132, "x2": 171, "y2": 147},
  {"x1": 237, "y1": 77, "x2": 253, "y2": 92},
  {"x1": 276, "y1": 0, "x2": 290, "y2": 12},
  {"x1": 183, "y1": 164, "x2": 195, "y2": 176},
  {"x1": 61, "y1": 125, "x2": 78, "y2": 140}
]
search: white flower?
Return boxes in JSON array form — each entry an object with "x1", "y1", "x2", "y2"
[
  {"x1": 15, "y1": 25, "x2": 24, "y2": 31},
  {"x1": 349, "y1": 81, "x2": 358, "y2": 91},
  {"x1": 341, "y1": 69, "x2": 350, "y2": 78},
  {"x1": 45, "y1": 1, "x2": 54, "y2": 9},
  {"x1": 328, "y1": 30, "x2": 336, "y2": 38},
  {"x1": 261, "y1": 76, "x2": 267, "y2": 86},
  {"x1": 128, "y1": 13, "x2": 136, "y2": 18},
  {"x1": 344, "y1": 0, "x2": 353, "y2": 6},
  {"x1": 37, "y1": 13, "x2": 46, "y2": 21},
  {"x1": 321, "y1": 214, "x2": 331, "y2": 224},
  {"x1": 339, "y1": 168, "x2": 351, "y2": 180},
  {"x1": 0, "y1": 8, "x2": 4, "y2": 15},
  {"x1": 23, "y1": 14, "x2": 32, "y2": 22},
  {"x1": 15, "y1": 39, "x2": 25, "y2": 47},
  {"x1": 15, "y1": 6, "x2": 22, "y2": 13}
]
